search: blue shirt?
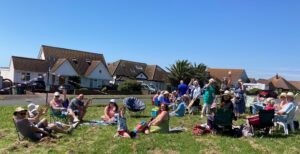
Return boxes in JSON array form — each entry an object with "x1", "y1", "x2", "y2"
[
  {"x1": 178, "y1": 83, "x2": 188, "y2": 97},
  {"x1": 279, "y1": 102, "x2": 295, "y2": 114},
  {"x1": 175, "y1": 102, "x2": 186, "y2": 117}
]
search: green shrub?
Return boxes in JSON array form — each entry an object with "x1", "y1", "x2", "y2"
[{"x1": 117, "y1": 80, "x2": 141, "y2": 93}]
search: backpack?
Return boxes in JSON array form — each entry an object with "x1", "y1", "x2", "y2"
[{"x1": 192, "y1": 124, "x2": 210, "y2": 136}]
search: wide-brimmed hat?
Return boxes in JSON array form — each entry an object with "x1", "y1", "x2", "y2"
[
  {"x1": 163, "y1": 91, "x2": 170, "y2": 95},
  {"x1": 223, "y1": 90, "x2": 231, "y2": 96},
  {"x1": 287, "y1": 92, "x2": 295, "y2": 98},
  {"x1": 13, "y1": 107, "x2": 27, "y2": 115},
  {"x1": 279, "y1": 92, "x2": 287, "y2": 98},
  {"x1": 265, "y1": 97, "x2": 274, "y2": 103}
]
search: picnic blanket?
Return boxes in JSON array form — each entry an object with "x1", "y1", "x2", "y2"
[{"x1": 80, "y1": 120, "x2": 116, "y2": 126}]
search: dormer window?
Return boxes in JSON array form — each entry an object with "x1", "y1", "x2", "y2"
[
  {"x1": 72, "y1": 57, "x2": 78, "y2": 64},
  {"x1": 86, "y1": 59, "x2": 91, "y2": 65}
]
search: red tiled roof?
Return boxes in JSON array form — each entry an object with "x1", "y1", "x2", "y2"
[
  {"x1": 289, "y1": 81, "x2": 300, "y2": 91},
  {"x1": 207, "y1": 68, "x2": 247, "y2": 82},
  {"x1": 267, "y1": 75, "x2": 298, "y2": 91}
]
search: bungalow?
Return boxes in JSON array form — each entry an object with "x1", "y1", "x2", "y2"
[
  {"x1": 0, "y1": 45, "x2": 112, "y2": 89},
  {"x1": 108, "y1": 60, "x2": 169, "y2": 90},
  {"x1": 257, "y1": 74, "x2": 299, "y2": 92},
  {"x1": 207, "y1": 68, "x2": 249, "y2": 87}
]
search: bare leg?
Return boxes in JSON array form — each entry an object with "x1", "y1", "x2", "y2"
[{"x1": 48, "y1": 123, "x2": 68, "y2": 134}]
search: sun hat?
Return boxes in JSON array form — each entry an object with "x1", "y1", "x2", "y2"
[
  {"x1": 287, "y1": 92, "x2": 295, "y2": 98},
  {"x1": 13, "y1": 107, "x2": 27, "y2": 115},
  {"x1": 163, "y1": 91, "x2": 170, "y2": 95},
  {"x1": 54, "y1": 91, "x2": 60, "y2": 97},
  {"x1": 110, "y1": 99, "x2": 116, "y2": 103},
  {"x1": 223, "y1": 90, "x2": 230, "y2": 96},
  {"x1": 279, "y1": 92, "x2": 287, "y2": 98}
]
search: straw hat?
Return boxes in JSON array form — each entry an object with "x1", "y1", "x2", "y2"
[
  {"x1": 223, "y1": 90, "x2": 231, "y2": 96},
  {"x1": 279, "y1": 92, "x2": 287, "y2": 98},
  {"x1": 13, "y1": 107, "x2": 27, "y2": 115},
  {"x1": 287, "y1": 92, "x2": 295, "y2": 98},
  {"x1": 163, "y1": 91, "x2": 170, "y2": 95}
]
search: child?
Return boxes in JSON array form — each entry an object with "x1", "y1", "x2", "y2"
[{"x1": 114, "y1": 106, "x2": 130, "y2": 138}]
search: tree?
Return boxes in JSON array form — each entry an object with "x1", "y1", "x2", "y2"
[
  {"x1": 166, "y1": 60, "x2": 192, "y2": 86},
  {"x1": 166, "y1": 60, "x2": 207, "y2": 87}
]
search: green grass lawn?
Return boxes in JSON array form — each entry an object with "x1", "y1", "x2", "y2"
[{"x1": 1, "y1": 102, "x2": 300, "y2": 154}]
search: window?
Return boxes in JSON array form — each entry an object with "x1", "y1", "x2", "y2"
[{"x1": 21, "y1": 72, "x2": 30, "y2": 81}]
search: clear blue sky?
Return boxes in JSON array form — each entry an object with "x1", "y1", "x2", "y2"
[{"x1": 0, "y1": 0, "x2": 299, "y2": 80}]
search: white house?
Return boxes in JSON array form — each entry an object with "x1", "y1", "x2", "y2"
[{"x1": 0, "y1": 45, "x2": 112, "y2": 89}]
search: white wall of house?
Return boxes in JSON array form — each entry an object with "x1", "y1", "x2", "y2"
[
  {"x1": 87, "y1": 63, "x2": 112, "y2": 81},
  {"x1": 53, "y1": 61, "x2": 78, "y2": 77},
  {"x1": 0, "y1": 68, "x2": 11, "y2": 80},
  {"x1": 14, "y1": 70, "x2": 45, "y2": 84},
  {"x1": 0, "y1": 60, "x2": 15, "y2": 82},
  {"x1": 80, "y1": 77, "x2": 107, "y2": 88}
]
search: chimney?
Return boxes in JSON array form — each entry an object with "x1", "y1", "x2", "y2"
[{"x1": 276, "y1": 73, "x2": 279, "y2": 79}]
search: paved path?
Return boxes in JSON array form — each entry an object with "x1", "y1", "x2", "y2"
[{"x1": 0, "y1": 94, "x2": 150, "y2": 106}]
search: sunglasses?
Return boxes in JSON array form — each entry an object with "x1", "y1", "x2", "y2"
[
  {"x1": 55, "y1": 96, "x2": 60, "y2": 98},
  {"x1": 19, "y1": 112, "x2": 27, "y2": 115}
]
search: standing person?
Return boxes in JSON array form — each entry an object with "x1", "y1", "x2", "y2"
[
  {"x1": 188, "y1": 78, "x2": 195, "y2": 98},
  {"x1": 202, "y1": 78, "x2": 216, "y2": 118},
  {"x1": 68, "y1": 94, "x2": 92, "y2": 121},
  {"x1": 234, "y1": 79, "x2": 245, "y2": 118},
  {"x1": 220, "y1": 77, "x2": 230, "y2": 94},
  {"x1": 178, "y1": 80, "x2": 188, "y2": 97},
  {"x1": 187, "y1": 80, "x2": 201, "y2": 115}
]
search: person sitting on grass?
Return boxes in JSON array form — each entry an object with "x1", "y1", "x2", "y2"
[
  {"x1": 68, "y1": 94, "x2": 92, "y2": 122},
  {"x1": 145, "y1": 103, "x2": 170, "y2": 134},
  {"x1": 13, "y1": 107, "x2": 72, "y2": 142},
  {"x1": 101, "y1": 99, "x2": 119, "y2": 123},
  {"x1": 114, "y1": 106, "x2": 131, "y2": 138},
  {"x1": 27, "y1": 103, "x2": 74, "y2": 133},
  {"x1": 169, "y1": 95, "x2": 187, "y2": 117},
  {"x1": 152, "y1": 91, "x2": 161, "y2": 106},
  {"x1": 50, "y1": 92, "x2": 79, "y2": 123}
]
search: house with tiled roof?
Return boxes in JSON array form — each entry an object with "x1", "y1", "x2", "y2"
[
  {"x1": 206, "y1": 68, "x2": 249, "y2": 87},
  {"x1": 257, "y1": 74, "x2": 299, "y2": 92},
  {"x1": 108, "y1": 60, "x2": 169, "y2": 90},
  {"x1": 0, "y1": 45, "x2": 112, "y2": 88},
  {"x1": 289, "y1": 81, "x2": 300, "y2": 92}
]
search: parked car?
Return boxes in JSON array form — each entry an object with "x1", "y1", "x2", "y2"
[
  {"x1": 58, "y1": 84, "x2": 75, "y2": 94},
  {"x1": 141, "y1": 83, "x2": 156, "y2": 94},
  {"x1": 27, "y1": 80, "x2": 46, "y2": 92}
]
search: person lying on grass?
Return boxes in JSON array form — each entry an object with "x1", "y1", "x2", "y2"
[
  {"x1": 50, "y1": 92, "x2": 79, "y2": 123},
  {"x1": 144, "y1": 103, "x2": 170, "y2": 134},
  {"x1": 13, "y1": 107, "x2": 73, "y2": 142},
  {"x1": 68, "y1": 94, "x2": 92, "y2": 121},
  {"x1": 101, "y1": 99, "x2": 119, "y2": 123}
]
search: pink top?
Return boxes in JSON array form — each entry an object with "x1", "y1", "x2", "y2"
[{"x1": 106, "y1": 106, "x2": 116, "y2": 118}]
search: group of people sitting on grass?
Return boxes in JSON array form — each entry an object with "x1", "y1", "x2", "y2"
[
  {"x1": 13, "y1": 78, "x2": 299, "y2": 141},
  {"x1": 13, "y1": 92, "x2": 91, "y2": 141}
]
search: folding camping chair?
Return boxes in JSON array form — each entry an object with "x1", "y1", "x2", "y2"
[
  {"x1": 12, "y1": 118, "x2": 27, "y2": 141},
  {"x1": 213, "y1": 109, "x2": 233, "y2": 134},
  {"x1": 123, "y1": 97, "x2": 146, "y2": 117},
  {"x1": 250, "y1": 109, "x2": 274, "y2": 135},
  {"x1": 49, "y1": 108, "x2": 68, "y2": 123}
]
